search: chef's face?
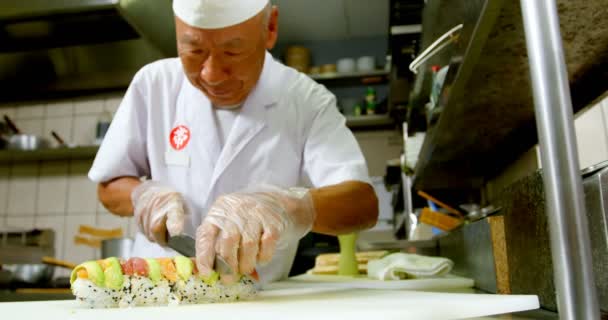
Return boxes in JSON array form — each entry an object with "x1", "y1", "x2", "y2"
[{"x1": 176, "y1": 6, "x2": 279, "y2": 107}]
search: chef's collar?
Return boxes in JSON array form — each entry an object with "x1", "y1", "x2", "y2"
[{"x1": 213, "y1": 104, "x2": 242, "y2": 110}]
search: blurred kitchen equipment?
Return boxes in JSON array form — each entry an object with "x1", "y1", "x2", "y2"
[
  {"x1": 42, "y1": 256, "x2": 77, "y2": 270},
  {"x1": 78, "y1": 224, "x2": 123, "y2": 238},
  {"x1": 50, "y1": 131, "x2": 67, "y2": 147},
  {"x1": 285, "y1": 46, "x2": 310, "y2": 73},
  {"x1": 0, "y1": 0, "x2": 176, "y2": 101},
  {"x1": 75, "y1": 224, "x2": 124, "y2": 250},
  {"x1": 101, "y1": 238, "x2": 133, "y2": 259},
  {"x1": 94, "y1": 110, "x2": 112, "y2": 145},
  {"x1": 3, "y1": 114, "x2": 20, "y2": 134},
  {"x1": 308, "y1": 66, "x2": 321, "y2": 75},
  {"x1": 337, "y1": 58, "x2": 356, "y2": 73},
  {"x1": 1, "y1": 229, "x2": 55, "y2": 264},
  {"x1": 320, "y1": 64, "x2": 337, "y2": 75},
  {"x1": 73, "y1": 235, "x2": 101, "y2": 248},
  {"x1": 417, "y1": 190, "x2": 463, "y2": 218},
  {"x1": 409, "y1": 24, "x2": 463, "y2": 74},
  {"x1": 0, "y1": 229, "x2": 63, "y2": 287},
  {"x1": 459, "y1": 204, "x2": 502, "y2": 222},
  {"x1": 581, "y1": 161, "x2": 608, "y2": 309},
  {"x1": 357, "y1": 56, "x2": 376, "y2": 72},
  {"x1": 0, "y1": 268, "x2": 12, "y2": 286},
  {"x1": 3, "y1": 115, "x2": 49, "y2": 150},
  {"x1": 3, "y1": 264, "x2": 54, "y2": 284},
  {"x1": 419, "y1": 207, "x2": 462, "y2": 232},
  {"x1": 404, "y1": 132, "x2": 426, "y2": 173},
  {"x1": 8, "y1": 134, "x2": 50, "y2": 150},
  {"x1": 0, "y1": 120, "x2": 9, "y2": 135},
  {"x1": 0, "y1": 121, "x2": 9, "y2": 149}
]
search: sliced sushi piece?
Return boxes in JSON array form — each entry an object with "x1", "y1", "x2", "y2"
[
  {"x1": 122, "y1": 258, "x2": 171, "y2": 307},
  {"x1": 70, "y1": 256, "x2": 258, "y2": 308},
  {"x1": 71, "y1": 258, "x2": 128, "y2": 308}
]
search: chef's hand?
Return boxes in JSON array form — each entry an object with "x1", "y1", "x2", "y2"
[
  {"x1": 131, "y1": 180, "x2": 187, "y2": 245},
  {"x1": 195, "y1": 185, "x2": 315, "y2": 283}
]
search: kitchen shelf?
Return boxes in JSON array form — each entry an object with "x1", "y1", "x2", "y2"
[
  {"x1": 310, "y1": 70, "x2": 389, "y2": 86},
  {"x1": 345, "y1": 114, "x2": 394, "y2": 129},
  {"x1": 410, "y1": 0, "x2": 608, "y2": 191},
  {"x1": 0, "y1": 146, "x2": 99, "y2": 164}
]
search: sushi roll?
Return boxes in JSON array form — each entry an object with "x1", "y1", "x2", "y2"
[{"x1": 70, "y1": 256, "x2": 258, "y2": 308}]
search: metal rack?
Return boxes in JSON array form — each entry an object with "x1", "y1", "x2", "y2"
[
  {"x1": 407, "y1": 0, "x2": 605, "y2": 317},
  {"x1": 520, "y1": 1, "x2": 598, "y2": 318}
]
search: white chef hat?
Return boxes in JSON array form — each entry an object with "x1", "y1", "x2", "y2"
[{"x1": 173, "y1": 0, "x2": 270, "y2": 29}]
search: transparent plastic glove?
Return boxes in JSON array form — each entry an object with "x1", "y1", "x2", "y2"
[
  {"x1": 195, "y1": 185, "x2": 315, "y2": 283},
  {"x1": 131, "y1": 180, "x2": 187, "y2": 245}
]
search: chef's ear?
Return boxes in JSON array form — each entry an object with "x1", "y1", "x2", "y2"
[{"x1": 264, "y1": 5, "x2": 279, "y2": 50}]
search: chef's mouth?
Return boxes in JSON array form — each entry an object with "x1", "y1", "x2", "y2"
[
  {"x1": 206, "y1": 88, "x2": 233, "y2": 98},
  {"x1": 201, "y1": 81, "x2": 242, "y2": 98}
]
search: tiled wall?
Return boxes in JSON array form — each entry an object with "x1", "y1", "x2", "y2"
[{"x1": 0, "y1": 94, "x2": 137, "y2": 277}]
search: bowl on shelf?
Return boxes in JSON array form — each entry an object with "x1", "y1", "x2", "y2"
[
  {"x1": 337, "y1": 58, "x2": 356, "y2": 74},
  {"x1": 357, "y1": 56, "x2": 376, "y2": 72},
  {"x1": 320, "y1": 64, "x2": 337, "y2": 75}
]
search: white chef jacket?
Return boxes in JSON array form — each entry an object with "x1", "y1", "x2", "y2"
[{"x1": 89, "y1": 51, "x2": 371, "y2": 282}]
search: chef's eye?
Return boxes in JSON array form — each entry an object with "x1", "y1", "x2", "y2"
[{"x1": 225, "y1": 51, "x2": 241, "y2": 57}]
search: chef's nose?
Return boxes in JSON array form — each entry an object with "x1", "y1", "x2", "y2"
[{"x1": 200, "y1": 54, "x2": 229, "y2": 85}]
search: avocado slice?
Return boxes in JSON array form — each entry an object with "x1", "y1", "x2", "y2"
[
  {"x1": 174, "y1": 256, "x2": 193, "y2": 281},
  {"x1": 102, "y1": 258, "x2": 124, "y2": 290},
  {"x1": 145, "y1": 258, "x2": 162, "y2": 284},
  {"x1": 70, "y1": 261, "x2": 105, "y2": 288},
  {"x1": 201, "y1": 271, "x2": 220, "y2": 285}
]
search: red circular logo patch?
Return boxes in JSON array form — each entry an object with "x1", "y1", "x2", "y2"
[{"x1": 169, "y1": 125, "x2": 191, "y2": 150}]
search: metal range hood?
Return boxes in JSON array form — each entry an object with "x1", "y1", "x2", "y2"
[{"x1": 0, "y1": 0, "x2": 177, "y2": 101}]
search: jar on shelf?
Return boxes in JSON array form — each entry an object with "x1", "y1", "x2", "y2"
[{"x1": 365, "y1": 87, "x2": 377, "y2": 115}]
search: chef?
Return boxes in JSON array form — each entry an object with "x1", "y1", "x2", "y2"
[{"x1": 89, "y1": 0, "x2": 378, "y2": 283}]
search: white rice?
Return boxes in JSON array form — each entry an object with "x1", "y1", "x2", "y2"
[
  {"x1": 126, "y1": 276, "x2": 171, "y2": 307},
  {"x1": 172, "y1": 277, "x2": 219, "y2": 304},
  {"x1": 72, "y1": 278, "x2": 128, "y2": 309},
  {"x1": 219, "y1": 277, "x2": 258, "y2": 302},
  {"x1": 72, "y1": 275, "x2": 257, "y2": 308}
]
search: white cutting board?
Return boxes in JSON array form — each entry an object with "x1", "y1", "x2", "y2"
[
  {"x1": 265, "y1": 273, "x2": 475, "y2": 291},
  {"x1": 0, "y1": 285, "x2": 539, "y2": 320}
]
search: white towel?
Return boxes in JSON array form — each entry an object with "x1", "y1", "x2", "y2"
[{"x1": 367, "y1": 253, "x2": 454, "y2": 280}]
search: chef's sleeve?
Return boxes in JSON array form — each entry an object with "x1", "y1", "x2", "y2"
[
  {"x1": 88, "y1": 73, "x2": 150, "y2": 183},
  {"x1": 300, "y1": 85, "x2": 372, "y2": 187}
]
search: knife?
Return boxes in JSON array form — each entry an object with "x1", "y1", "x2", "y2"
[{"x1": 168, "y1": 234, "x2": 234, "y2": 277}]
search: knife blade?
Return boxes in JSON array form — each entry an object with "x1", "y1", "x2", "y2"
[{"x1": 168, "y1": 234, "x2": 234, "y2": 276}]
